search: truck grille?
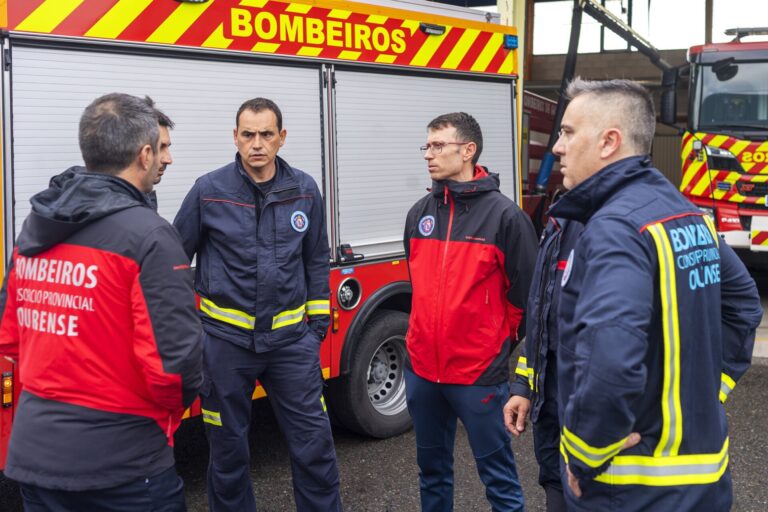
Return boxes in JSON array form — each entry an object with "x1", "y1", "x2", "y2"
[{"x1": 736, "y1": 181, "x2": 768, "y2": 197}]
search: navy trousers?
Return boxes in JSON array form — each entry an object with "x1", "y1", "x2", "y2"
[
  {"x1": 533, "y1": 351, "x2": 566, "y2": 512},
  {"x1": 201, "y1": 331, "x2": 341, "y2": 512},
  {"x1": 404, "y1": 368, "x2": 525, "y2": 512},
  {"x1": 18, "y1": 466, "x2": 185, "y2": 512}
]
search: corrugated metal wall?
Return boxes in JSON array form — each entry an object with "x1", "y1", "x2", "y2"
[{"x1": 651, "y1": 134, "x2": 682, "y2": 187}]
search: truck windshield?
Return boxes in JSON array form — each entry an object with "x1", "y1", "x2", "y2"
[{"x1": 693, "y1": 60, "x2": 768, "y2": 133}]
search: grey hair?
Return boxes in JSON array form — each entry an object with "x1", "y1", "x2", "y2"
[
  {"x1": 143, "y1": 95, "x2": 175, "y2": 129},
  {"x1": 78, "y1": 93, "x2": 160, "y2": 175},
  {"x1": 565, "y1": 78, "x2": 655, "y2": 155}
]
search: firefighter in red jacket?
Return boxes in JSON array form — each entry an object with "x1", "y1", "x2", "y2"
[
  {"x1": 0, "y1": 93, "x2": 202, "y2": 510},
  {"x1": 403, "y1": 112, "x2": 537, "y2": 512}
]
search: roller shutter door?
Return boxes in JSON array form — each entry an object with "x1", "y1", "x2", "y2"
[
  {"x1": 10, "y1": 44, "x2": 323, "y2": 235},
  {"x1": 334, "y1": 69, "x2": 516, "y2": 258}
]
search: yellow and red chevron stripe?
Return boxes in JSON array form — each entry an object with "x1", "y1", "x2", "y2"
[
  {"x1": 680, "y1": 131, "x2": 768, "y2": 206},
  {"x1": 751, "y1": 231, "x2": 768, "y2": 246},
  {"x1": 2, "y1": 0, "x2": 518, "y2": 76}
]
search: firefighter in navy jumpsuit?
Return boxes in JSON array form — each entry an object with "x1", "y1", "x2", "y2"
[{"x1": 174, "y1": 98, "x2": 341, "y2": 512}]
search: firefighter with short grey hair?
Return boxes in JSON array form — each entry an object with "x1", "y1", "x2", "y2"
[{"x1": 548, "y1": 78, "x2": 762, "y2": 511}]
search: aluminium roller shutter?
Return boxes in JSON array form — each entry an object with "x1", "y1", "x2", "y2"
[
  {"x1": 9, "y1": 44, "x2": 323, "y2": 236},
  {"x1": 333, "y1": 69, "x2": 516, "y2": 258}
]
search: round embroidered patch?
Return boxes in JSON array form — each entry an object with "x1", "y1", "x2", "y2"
[
  {"x1": 561, "y1": 249, "x2": 574, "y2": 287},
  {"x1": 291, "y1": 211, "x2": 309, "y2": 232},
  {"x1": 418, "y1": 215, "x2": 435, "y2": 236}
]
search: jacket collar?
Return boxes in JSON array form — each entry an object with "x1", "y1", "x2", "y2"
[
  {"x1": 548, "y1": 155, "x2": 653, "y2": 223},
  {"x1": 430, "y1": 165, "x2": 500, "y2": 201},
  {"x1": 235, "y1": 154, "x2": 298, "y2": 193}
]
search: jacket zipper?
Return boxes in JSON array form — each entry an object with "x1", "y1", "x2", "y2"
[
  {"x1": 434, "y1": 188, "x2": 455, "y2": 383},
  {"x1": 533, "y1": 223, "x2": 561, "y2": 395}
]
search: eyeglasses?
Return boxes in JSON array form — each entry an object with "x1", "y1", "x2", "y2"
[{"x1": 419, "y1": 141, "x2": 470, "y2": 154}]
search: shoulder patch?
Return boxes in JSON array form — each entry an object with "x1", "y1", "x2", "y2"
[
  {"x1": 561, "y1": 249, "x2": 574, "y2": 287},
  {"x1": 291, "y1": 211, "x2": 309, "y2": 232},
  {"x1": 418, "y1": 215, "x2": 436, "y2": 236}
]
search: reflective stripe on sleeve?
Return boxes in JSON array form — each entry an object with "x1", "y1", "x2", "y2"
[
  {"x1": 514, "y1": 356, "x2": 528, "y2": 377},
  {"x1": 200, "y1": 297, "x2": 255, "y2": 330},
  {"x1": 272, "y1": 304, "x2": 306, "y2": 329},
  {"x1": 201, "y1": 408, "x2": 222, "y2": 427},
  {"x1": 719, "y1": 372, "x2": 736, "y2": 403},
  {"x1": 514, "y1": 357, "x2": 534, "y2": 390},
  {"x1": 306, "y1": 299, "x2": 331, "y2": 316},
  {"x1": 647, "y1": 223, "x2": 683, "y2": 457},
  {"x1": 594, "y1": 437, "x2": 729, "y2": 486}
]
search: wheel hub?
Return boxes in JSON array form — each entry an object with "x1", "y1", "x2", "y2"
[{"x1": 366, "y1": 335, "x2": 408, "y2": 416}]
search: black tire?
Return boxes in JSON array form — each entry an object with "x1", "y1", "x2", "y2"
[{"x1": 326, "y1": 310, "x2": 412, "y2": 438}]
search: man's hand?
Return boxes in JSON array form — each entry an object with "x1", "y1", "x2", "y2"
[
  {"x1": 503, "y1": 395, "x2": 531, "y2": 437},
  {"x1": 566, "y1": 432, "x2": 642, "y2": 498}
]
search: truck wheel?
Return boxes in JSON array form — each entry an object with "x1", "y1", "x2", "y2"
[{"x1": 327, "y1": 310, "x2": 411, "y2": 438}]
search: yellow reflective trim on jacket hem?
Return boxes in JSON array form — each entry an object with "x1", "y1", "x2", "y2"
[
  {"x1": 200, "y1": 298, "x2": 255, "y2": 330},
  {"x1": 306, "y1": 300, "x2": 331, "y2": 316},
  {"x1": 272, "y1": 304, "x2": 306, "y2": 329},
  {"x1": 647, "y1": 223, "x2": 683, "y2": 457},
  {"x1": 719, "y1": 372, "x2": 736, "y2": 403},
  {"x1": 561, "y1": 427, "x2": 629, "y2": 468},
  {"x1": 594, "y1": 438, "x2": 729, "y2": 486}
]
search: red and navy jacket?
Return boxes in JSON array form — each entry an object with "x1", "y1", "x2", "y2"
[
  {"x1": 404, "y1": 166, "x2": 537, "y2": 385},
  {"x1": 550, "y1": 156, "x2": 762, "y2": 511},
  {"x1": 509, "y1": 216, "x2": 583, "y2": 422},
  {"x1": 0, "y1": 168, "x2": 202, "y2": 491},
  {"x1": 173, "y1": 155, "x2": 330, "y2": 352}
]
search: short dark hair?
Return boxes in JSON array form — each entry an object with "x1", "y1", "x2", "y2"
[
  {"x1": 236, "y1": 97, "x2": 283, "y2": 130},
  {"x1": 78, "y1": 93, "x2": 160, "y2": 175},
  {"x1": 427, "y1": 112, "x2": 483, "y2": 165},
  {"x1": 565, "y1": 78, "x2": 655, "y2": 154},
  {"x1": 143, "y1": 96, "x2": 175, "y2": 129}
]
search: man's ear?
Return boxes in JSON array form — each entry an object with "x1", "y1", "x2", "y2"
[
  {"x1": 600, "y1": 128, "x2": 623, "y2": 159},
  {"x1": 463, "y1": 141, "x2": 477, "y2": 163},
  {"x1": 138, "y1": 144, "x2": 153, "y2": 171}
]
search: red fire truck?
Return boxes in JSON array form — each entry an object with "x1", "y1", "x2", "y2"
[
  {"x1": 674, "y1": 28, "x2": 768, "y2": 265},
  {"x1": 0, "y1": 0, "x2": 524, "y2": 468},
  {"x1": 520, "y1": 90, "x2": 559, "y2": 231}
]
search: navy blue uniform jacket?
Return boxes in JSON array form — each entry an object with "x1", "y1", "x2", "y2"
[
  {"x1": 174, "y1": 155, "x2": 330, "y2": 352},
  {"x1": 549, "y1": 155, "x2": 762, "y2": 511}
]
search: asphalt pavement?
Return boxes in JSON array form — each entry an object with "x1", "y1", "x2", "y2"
[
  {"x1": 2, "y1": 292, "x2": 768, "y2": 511},
  {"x1": 2, "y1": 364, "x2": 767, "y2": 511}
]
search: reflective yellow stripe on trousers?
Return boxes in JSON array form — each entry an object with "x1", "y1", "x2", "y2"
[
  {"x1": 647, "y1": 223, "x2": 683, "y2": 457},
  {"x1": 200, "y1": 297, "x2": 255, "y2": 330}
]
